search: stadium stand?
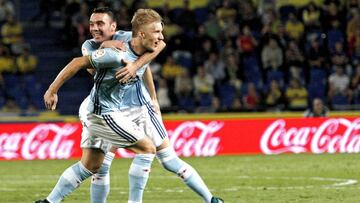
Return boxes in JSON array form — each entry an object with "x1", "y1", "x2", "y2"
[{"x1": 1, "y1": 0, "x2": 359, "y2": 115}]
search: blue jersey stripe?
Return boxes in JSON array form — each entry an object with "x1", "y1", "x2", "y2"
[
  {"x1": 93, "y1": 70, "x2": 107, "y2": 114},
  {"x1": 102, "y1": 115, "x2": 137, "y2": 143}
]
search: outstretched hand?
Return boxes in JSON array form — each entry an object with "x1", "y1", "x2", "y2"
[
  {"x1": 115, "y1": 59, "x2": 136, "y2": 83},
  {"x1": 44, "y1": 90, "x2": 58, "y2": 111}
]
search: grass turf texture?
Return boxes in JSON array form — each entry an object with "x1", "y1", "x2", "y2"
[{"x1": 1, "y1": 154, "x2": 360, "y2": 203}]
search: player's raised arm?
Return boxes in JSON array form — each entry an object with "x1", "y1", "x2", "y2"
[
  {"x1": 116, "y1": 40, "x2": 166, "y2": 83},
  {"x1": 44, "y1": 56, "x2": 92, "y2": 110}
]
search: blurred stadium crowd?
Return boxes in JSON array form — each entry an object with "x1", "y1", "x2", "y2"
[{"x1": 0, "y1": 0, "x2": 360, "y2": 114}]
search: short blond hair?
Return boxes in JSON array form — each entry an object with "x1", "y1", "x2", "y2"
[{"x1": 131, "y1": 9, "x2": 163, "y2": 37}]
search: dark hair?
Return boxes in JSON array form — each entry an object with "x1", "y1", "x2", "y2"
[{"x1": 92, "y1": 7, "x2": 115, "y2": 21}]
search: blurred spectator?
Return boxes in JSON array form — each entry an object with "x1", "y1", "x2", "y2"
[
  {"x1": 239, "y1": 1, "x2": 261, "y2": 31},
  {"x1": 346, "y1": 0, "x2": 359, "y2": 12},
  {"x1": 1, "y1": 14, "x2": 24, "y2": 54},
  {"x1": 0, "y1": 43, "x2": 21, "y2": 111},
  {"x1": 302, "y1": 1, "x2": 321, "y2": 30},
  {"x1": 203, "y1": 12, "x2": 222, "y2": 40},
  {"x1": 261, "y1": 8, "x2": 279, "y2": 30},
  {"x1": 328, "y1": 65, "x2": 351, "y2": 103},
  {"x1": 31, "y1": 0, "x2": 52, "y2": 28},
  {"x1": 16, "y1": 47, "x2": 42, "y2": 110},
  {"x1": 116, "y1": 6, "x2": 131, "y2": 30},
  {"x1": 257, "y1": 0, "x2": 276, "y2": 16},
  {"x1": 174, "y1": 69, "x2": 194, "y2": 112},
  {"x1": 0, "y1": 0, "x2": 14, "y2": 26},
  {"x1": 236, "y1": 25, "x2": 258, "y2": 56},
  {"x1": 321, "y1": 1, "x2": 345, "y2": 31},
  {"x1": 62, "y1": 0, "x2": 81, "y2": 49},
  {"x1": 275, "y1": 24, "x2": 291, "y2": 49},
  {"x1": 330, "y1": 41, "x2": 350, "y2": 72},
  {"x1": 285, "y1": 12, "x2": 304, "y2": 42},
  {"x1": 193, "y1": 25, "x2": 217, "y2": 55},
  {"x1": 176, "y1": 0, "x2": 197, "y2": 34},
  {"x1": 347, "y1": 9, "x2": 360, "y2": 60},
  {"x1": 16, "y1": 47, "x2": 37, "y2": 74},
  {"x1": 304, "y1": 98, "x2": 329, "y2": 117},
  {"x1": 216, "y1": 0, "x2": 236, "y2": 29},
  {"x1": 161, "y1": 55, "x2": 185, "y2": 103},
  {"x1": 71, "y1": 2, "x2": 90, "y2": 47},
  {"x1": 0, "y1": 43, "x2": 12, "y2": 73},
  {"x1": 204, "y1": 52, "x2": 226, "y2": 85},
  {"x1": 327, "y1": 20, "x2": 344, "y2": 52},
  {"x1": 174, "y1": 69, "x2": 193, "y2": 97},
  {"x1": 307, "y1": 38, "x2": 327, "y2": 69},
  {"x1": 161, "y1": 55, "x2": 185, "y2": 81},
  {"x1": 224, "y1": 53, "x2": 242, "y2": 91},
  {"x1": 285, "y1": 40, "x2": 305, "y2": 79},
  {"x1": 261, "y1": 38, "x2": 283, "y2": 71},
  {"x1": 162, "y1": 16, "x2": 181, "y2": 40},
  {"x1": 285, "y1": 78, "x2": 308, "y2": 110},
  {"x1": 230, "y1": 97, "x2": 242, "y2": 111},
  {"x1": 193, "y1": 65, "x2": 215, "y2": 102},
  {"x1": 265, "y1": 79, "x2": 284, "y2": 110},
  {"x1": 351, "y1": 64, "x2": 360, "y2": 104},
  {"x1": 156, "y1": 78, "x2": 171, "y2": 110},
  {"x1": 242, "y1": 82, "x2": 260, "y2": 110}
]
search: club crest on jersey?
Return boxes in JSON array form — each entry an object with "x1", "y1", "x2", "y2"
[
  {"x1": 94, "y1": 49, "x2": 106, "y2": 58},
  {"x1": 82, "y1": 47, "x2": 88, "y2": 55}
]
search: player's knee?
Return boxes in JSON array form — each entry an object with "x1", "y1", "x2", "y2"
[
  {"x1": 142, "y1": 144, "x2": 156, "y2": 154},
  {"x1": 82, "y1": 162, "x2": 102, "y2": 174},
  {"x1": 137, "y1": 138, "x2": 156, "y2": 154}
]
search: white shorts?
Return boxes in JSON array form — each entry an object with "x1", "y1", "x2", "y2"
[
  {"x1": 79, "y1": 96, "x2": 114, "y2": 152},
  {"x1": 86, "y1": 109, "x2": 147, "y2": 150},
  {"x1": 140, "y1": 101, "x2": 168, "y2": 147},
  {"x1": 79, "y1": 97, "x2": 168, "y2": 152}
]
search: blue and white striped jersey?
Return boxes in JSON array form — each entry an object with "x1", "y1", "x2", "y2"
[{"x1": 82, "y1": 30, "x2": 152, "y2": 114}]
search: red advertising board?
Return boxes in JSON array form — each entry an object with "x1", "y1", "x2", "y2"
[{"x1": 1, "y1": 117, "x2": 360, "y2": 160}]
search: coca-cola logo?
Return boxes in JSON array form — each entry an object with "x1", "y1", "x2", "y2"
[
  {"x1": 260, "y1": 119, "x2": 360, "y2": 154},
  {"x1": 118, "y1": 121, "x2": 223, "y2": 157},
  {"x1": 0, "y1": 124, "x2": 78, "y2": 160}
]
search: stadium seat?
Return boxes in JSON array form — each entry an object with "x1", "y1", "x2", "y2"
[
  {"x1": 266, "y1": 70, "x2": 284, "y2": 88},
  {"x1": 331, "y1": 94, "x2": 348, "y2": 106},
  {"x1": 243, "y1": 56, "x2": 263, "y2": 87},
  {"x1": 279, "y1": 5, "x2": 296, "y2": 22},
  {"x1": 307, "y1": 82, "x2": 326, "y2": 101},
  {"x1": 327, "y1": 30, "x2": 344, "y2": 51},
  {"x1": 177, "y1": 95, "x2": 195, "y2": 112},
  {"x1": 217, "y1": 83, "x2": 236, "y2": 109},
  {"x1": 199, "y1": 93, "x2": 213, "y2": 107},
  {"x1": 310, "y1": 69, "x2": 326, "y2": 82},
  {"x1": 194, "y1": 7, "x2": 209, "y2": 25}
]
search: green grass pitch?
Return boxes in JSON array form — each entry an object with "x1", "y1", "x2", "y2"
[{"x1": 1, "y1": 154, "x2": 360, "y2": 203}]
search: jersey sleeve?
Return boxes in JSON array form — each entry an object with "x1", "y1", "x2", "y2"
[
  {"x1": 113, "y1": 30, "x2": 132, "y2": 42},
  {"x1": 81, "y1": 40, "x2": 97, "y2": 56},
  {"x1": 89, "y1": 48, "x2": 124, "y2": 70}
]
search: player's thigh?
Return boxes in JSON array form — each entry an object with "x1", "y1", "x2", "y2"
[{"x1": 127, "y1": 136, "x2": 156, "y2": 154}]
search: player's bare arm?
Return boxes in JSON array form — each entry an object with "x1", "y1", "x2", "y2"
[
  {"x1": 116, "y1": 40, "x2": 166, "y2": 83},
  {"x1": 44, "y1": 56, "x2": 91, "y2": 110},
  {"x1": 143, "y1": 66, "x2": 160, "y2": 115}
]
